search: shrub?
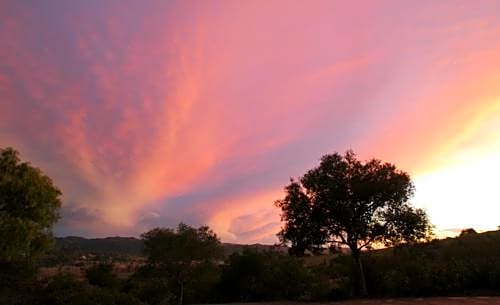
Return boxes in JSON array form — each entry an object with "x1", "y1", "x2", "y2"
[
  {"x1": 125, "y1": 266, "x2": 175, "y2": 305},
  {"x1": 38, "y1": 272, "x2": 143, "y2": 305},
  {"x1": 85, "y1": 262, "x2": 117, "y2": 289},
  {"x1": 217, "y1": 250, "x2": 311, "y2": 301}
]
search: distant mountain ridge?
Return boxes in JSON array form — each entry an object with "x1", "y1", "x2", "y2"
[
  {"x1": 55, "y1": 236, "x2": 287, "y2": 256},
  {"x1": 55, "y1": 236, "x2": 144, "y2": 256}
]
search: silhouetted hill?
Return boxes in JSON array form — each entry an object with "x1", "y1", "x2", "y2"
[
  {"x1": 376, "y1": 228, "x2": 500, "y2": 255},
  {"x1": 55, "y1": 229, "x2": 500, "y2": 258},
  {"x1": 359, "y1": 229, "x2": 500, "y2": 296},
  {"x1": 54, "y1": 236, "x2": 286, "y2": 256},
  {"x1": 56, "y1": 236, "x2": 144, "y2": 255}
]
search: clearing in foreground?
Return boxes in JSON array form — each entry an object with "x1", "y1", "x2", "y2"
[{"x1": 221, "y1": 297, "x2": 500, "y2": 305}]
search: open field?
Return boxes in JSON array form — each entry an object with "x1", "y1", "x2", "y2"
[
  {"x1": 218, "y1": 298, "x2": 500, "y2": 305},
  {"x1": 338, "y1": 297, "x2": 500, "y2": 305}
]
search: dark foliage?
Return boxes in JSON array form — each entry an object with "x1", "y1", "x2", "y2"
[
  {"x1": 85, "y1": 262, "x2": 118, "y2": 289},
  {"x1": 36, "y1": 273, "x2": 143, "y2": 305},
  {"x1": 0, "y1": 147, "x2": 62, "y2": 264},
  {"x1": 0, "y1": 261, "x2": 37, "y2": 288},
  {"x1": 124, "y1": 265, "x2": 174, "y2": 305},
  {"x1": 217, "y1": 250, "x2": 311, "y2": 301},
  {"x1": 363, "y1": 230, "x2": 500, "y2": 296},
  {"x1": 2, "y1": 230, "x2": 500, "y2": 304},
  {"x1": 276, "y1": 150, "x2": 433, "y2": 295},
  {"x1": 141, "y1": 223, "x2": 224, "y2": 305}
]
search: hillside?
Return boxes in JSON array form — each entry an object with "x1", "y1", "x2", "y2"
[
  {"x1": 54, "y1": 229, "x2": 500, "y2": 258},
  {"x1": 374, "y1": 228, "x2": 500, "y2": 257},
  {"x1": 53, "y1": 236, "x2": 287, "y2": 257},
  {"x1": 55, "y1": 236, "x2": 144, "y2": 255},
  {"x1": 358, "y1": 229, "x2": 500, "y2": 296}
]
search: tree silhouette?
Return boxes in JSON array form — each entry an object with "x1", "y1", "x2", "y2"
[
  {"x1": 275, "y1": 150, "x2": 433, "y2": 296},
  {"x1": 0, "y1": 147, "x2": 62, "y2": 263},
  {"x1": 141, "y1": 223, "x2": 223, "y2": 305},
  {"x1": 459, "y1": 228, "x2": 477, "y2": 237}
]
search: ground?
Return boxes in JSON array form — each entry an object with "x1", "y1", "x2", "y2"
[
  {"x1": 338, "y1": 297, "x2": 500, "y2": 304},
  {"x1": 219, "y1": 298, "x2": 500, "y2": 305}
]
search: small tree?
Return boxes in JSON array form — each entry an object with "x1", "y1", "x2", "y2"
[
  {"x1": 276, "y1": 150, "x2": 432, "y2": 296},
  {"x1": 459, "y1": 228, "x2": 477, "y2": 237},
  {"x1": 141, "y1": 223, "x2": 223, "y2": 305},
  {"x1": 0, "y1": 147, "x2": 62, "y2": 263}
]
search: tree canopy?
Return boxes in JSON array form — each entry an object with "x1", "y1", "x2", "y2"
[
  {"x1": 0, "y1": 147, "x2": 62, "y2": 263},
  {"x1": 141, "y1": 223, "x2": 224, "y2": 305},
  {"x1": 275, "y1": 150, "x2": 433, "y2": 295}
]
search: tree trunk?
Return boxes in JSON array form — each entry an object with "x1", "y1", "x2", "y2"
[
  {"x1": 352, "y1": 250, "x2": 368, "y2": 297},
  {"x1": 178, "y1": 281, "x2": 184, "y2": 305}
]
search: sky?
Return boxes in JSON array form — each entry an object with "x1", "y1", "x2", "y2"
[{"x1": 1, "y1": 1, "x2": 500, "y2": 244}]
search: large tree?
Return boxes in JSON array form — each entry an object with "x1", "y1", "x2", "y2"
[
  {"x1": 0, "y1": 147, "x2": 62, "y2": 263},
  {"x1": 275, "y1": 150, "x2": 432, "y2": 296},
  {"x1": 141, "y1": 223, "x2": 223, "y2": 305}
]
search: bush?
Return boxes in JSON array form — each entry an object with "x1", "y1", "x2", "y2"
[
  {"x1": 302, "y1": 255, "x2": 353, "y2": 301},
  {"x1": 85, "y1": 262, "x2": 117, "y2": 289},
  {"x1": 125, "y1": 266, "x2": 175, "y2": 305},
  {"x1": 217, "y1": 250, "x2": 311, "y2": 301},
  {"x1": 0, "y1": 260, "x2": 36, "y2": 288},
  {"x1": 183, "y1": 260, "x2": 221, "y2": 304},
  {"x1": 38, "y1": 272, "x2": 143, "y2": 305}
]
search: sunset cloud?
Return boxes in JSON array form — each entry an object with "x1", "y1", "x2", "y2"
[{"x1": 2, "y1": 1, "x2": 500, "y2": 242}]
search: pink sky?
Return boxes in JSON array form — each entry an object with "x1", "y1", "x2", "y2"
[{"x1": 1, "y1": 1, "x2": 500, "y2": 243}]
